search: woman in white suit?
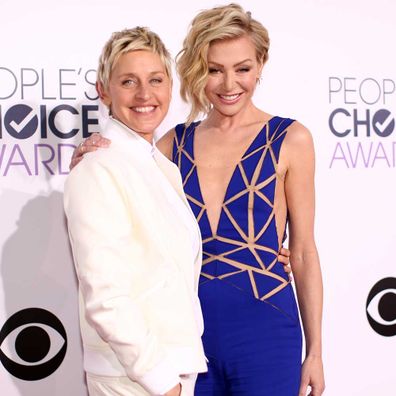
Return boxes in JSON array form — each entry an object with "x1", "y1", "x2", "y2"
[{"x1": 64, "y1": 27, "x2": 207, "y2": 396}]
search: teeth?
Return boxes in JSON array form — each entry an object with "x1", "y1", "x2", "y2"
[
  {"x1": 133, "y1": 106, "x2": 155, "y2": 113},
  {"x1": 220, "y1": 94, "x2": 240, "y2": 101}
]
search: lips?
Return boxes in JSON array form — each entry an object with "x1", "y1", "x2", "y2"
[
  {"x1": 217, "y1": 93, "x2": 242, "y2": 104},
  {"x1": 131, "y1": 106, "x2": 156, "y2": 113}
]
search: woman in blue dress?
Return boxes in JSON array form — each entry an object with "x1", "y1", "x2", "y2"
[{"x1": 71, "y1": 4, "x2": 324, "y2": 395}]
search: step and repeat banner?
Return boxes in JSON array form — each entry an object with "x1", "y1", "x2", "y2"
[{"x1": 0, "y1": 0, "x2": 395, "y2": 395}]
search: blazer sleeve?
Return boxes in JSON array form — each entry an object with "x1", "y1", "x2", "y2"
[{"x1": 64, "y1": 157, "x2": 180, "y2": 395}]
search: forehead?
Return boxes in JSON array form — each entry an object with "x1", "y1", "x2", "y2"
[
  {"x1": 113, "y1": 50, "x2": 167, "y2": 73},
  {"x1": 207, "y1": 35, "x2": 257, "y2": 63}
]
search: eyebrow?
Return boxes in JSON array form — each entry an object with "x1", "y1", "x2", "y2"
[
  {"x1": 208, "y1": 59, "x2": 253, "y2": 67},
  {"x1": 118, "y1": 71, "x2": 166, "y2": 78}
]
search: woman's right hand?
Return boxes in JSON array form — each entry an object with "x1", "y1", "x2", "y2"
[
  {"x1": 164, "y1": 383, "x2": 182, "y2": 396},
  {"x1": 69, "y1": 133, "x2": 111, "y2": 170}
]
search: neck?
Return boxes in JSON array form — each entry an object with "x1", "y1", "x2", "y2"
[
  {"x1": 138, "y1": 132, "x2": 154, "y2": 145},
  {"x1": 112, "y1": 117, "x2": 154, "y2": 145},
  {"x1": 204, "y1": 101, "x2": 264, "y2": 131}
]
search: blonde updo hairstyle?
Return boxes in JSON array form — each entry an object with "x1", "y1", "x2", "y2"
[
  {"x1": 97, "y1": 26, "x2": 172, "y2": 93},
  {"x1": 177, "y1": 3, "x2": 270, "y2": 125}
]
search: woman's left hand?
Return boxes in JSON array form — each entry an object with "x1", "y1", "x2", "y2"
[
  {"x1": 70, "y1": 133, "x2": 110, "y2": 170},
  {"x1": 299, "y1": 355, "x2": 325, "y2": 396},
  {"x1": 278, "y1": 247, "x2": 291, "y2": 274}
]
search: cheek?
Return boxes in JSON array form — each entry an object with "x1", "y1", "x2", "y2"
[
  {"x1": 242, "y1": 75, "x2": 259, "y2": 92},
  {"x1": 160, "y1": 90, "x2": 172, "y2": 109},
  {"x1": 108, "y1": 89, "x2": 127, "y2": 107},
  {"x1": 204, "y1": 79, "x2": 218, "y2": 97}
]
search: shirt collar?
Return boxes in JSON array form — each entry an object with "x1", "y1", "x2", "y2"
[{"x1": 102, "y1": 116, "x2": 157, "y2": 157}]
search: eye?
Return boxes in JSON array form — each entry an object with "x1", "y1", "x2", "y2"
[
  {"x1": 366, "y1": 277, "x2": 396, "y2": 337},
  {"x1": 150, "y1": 77, "x2": 163, "y2": 85},
  {"x1": 237, "y1": 67, "x2": 251, "y2": 73},
  {"x1": 122, "y1": 78, "x2": 136, "y2": 87},
  {"x1": 0, "y1": 308, "x2": 67, "y2": 380},
  {"x1": 208, "y1": 68, "x2": 221, "y2": 74}
]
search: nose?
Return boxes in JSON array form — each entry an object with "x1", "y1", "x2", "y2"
[
  {"x1": 223, "y1": 72, "x2": 235, "y2": 92},
  {"x1": 135, "y1": 82, "x2": 151, "y2": 101}
]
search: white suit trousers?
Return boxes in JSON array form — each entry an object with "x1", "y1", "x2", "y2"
[{"x1": 86, "y1": 373, "x2": 197, "y2": 396}]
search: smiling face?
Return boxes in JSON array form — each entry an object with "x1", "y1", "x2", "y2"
[
  {"x1": 99, "y1": 50, "x2": 171, "y2": 141},
  {"x1": 204, "y1": 35, "x2": 263, "y2": 118}
]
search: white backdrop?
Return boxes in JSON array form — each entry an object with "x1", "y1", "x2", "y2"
[{"x1": 1, "y1": 0, "x2": 395, "y2": 395}]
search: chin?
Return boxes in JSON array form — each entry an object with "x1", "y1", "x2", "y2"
[
  {"x1": 125, "y1": 121, "x2": 157, "y2": 134},
  {"x1": 135, "y1": 124, "x2": 160, "y2": 134},
  {"x1": 216, "y1": 106, "x2": 243, "y2": 117}
]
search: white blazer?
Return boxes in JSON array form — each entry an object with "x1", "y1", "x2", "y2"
[{"x1": 64, "y1": 118, "x2": 207, "y2": 395}]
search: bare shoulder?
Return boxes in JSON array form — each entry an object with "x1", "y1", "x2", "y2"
[
  {"x1": 282, "y1": 121, "x2": 315, "y2": 168},
  {"x1": 156, "y1": 128, "x2": 175, "y2": 160},
  {"x1": 284, "y1": 121, "x2": 313, "y2": 147}
]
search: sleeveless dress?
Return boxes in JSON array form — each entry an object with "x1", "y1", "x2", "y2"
[{"x1": 172, "y1": 116, "x2": 302, "y2": 396}]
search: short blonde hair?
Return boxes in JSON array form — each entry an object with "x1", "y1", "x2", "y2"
[
  {"x1": 97, "y1": 26, "x2": 172, "y2": 90},
  {"x1": 177, "y1": 3, "x2": 270, "y2": 125}
]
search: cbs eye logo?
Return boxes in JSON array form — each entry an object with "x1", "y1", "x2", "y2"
[
  {"x1": 366, "y1": 277, "x2": 396, "y2": 337},
  {"x1": 0, "y1": 308, "x2": 67, "y2": 380}
]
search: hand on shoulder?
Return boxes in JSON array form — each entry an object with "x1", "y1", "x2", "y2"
[{"x1": 69, "y1": 133, "x2": 110, "y2": 170}]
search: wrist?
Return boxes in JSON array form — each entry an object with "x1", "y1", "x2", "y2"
[
  {"x1": 305, "y1": 353, "x2": 322, "y2": 359},
  {"x1": 305, "y1": 340, "x2": 322, "y2": 358}
]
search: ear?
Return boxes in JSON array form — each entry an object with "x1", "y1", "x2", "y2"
[
  {"x1": 257, "y1": 61, "x2": 264, "y2": 80},
  {"x1": 96, "y1": 81, "x2": 111, "y2": 107},
  {"x1": 169, "y1": 79, "x2": 173, "y2": 101}
]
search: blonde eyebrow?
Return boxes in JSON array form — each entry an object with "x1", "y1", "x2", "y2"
[
  {"x1": 118, "y1": 71, "x2": 166, "y2": 78},
  {"x1": 234, "y1": 59, "x2": 253, "y2": 66},
  {"x1": 208, "y1": 59, "x2": 253, "y2": 67}
]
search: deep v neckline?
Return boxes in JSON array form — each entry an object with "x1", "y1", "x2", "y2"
[{"x1": 192, "y1": 118, "x2": 275, "y2": 237}]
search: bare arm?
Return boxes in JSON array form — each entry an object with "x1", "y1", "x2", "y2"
[{"x1": 283, "y1": 122, "x2": 325, "y2": 396}]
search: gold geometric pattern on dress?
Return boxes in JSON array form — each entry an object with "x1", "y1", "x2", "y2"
[{"x1": 173, "y1": 119, "x2": 292, "y2": 301}]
